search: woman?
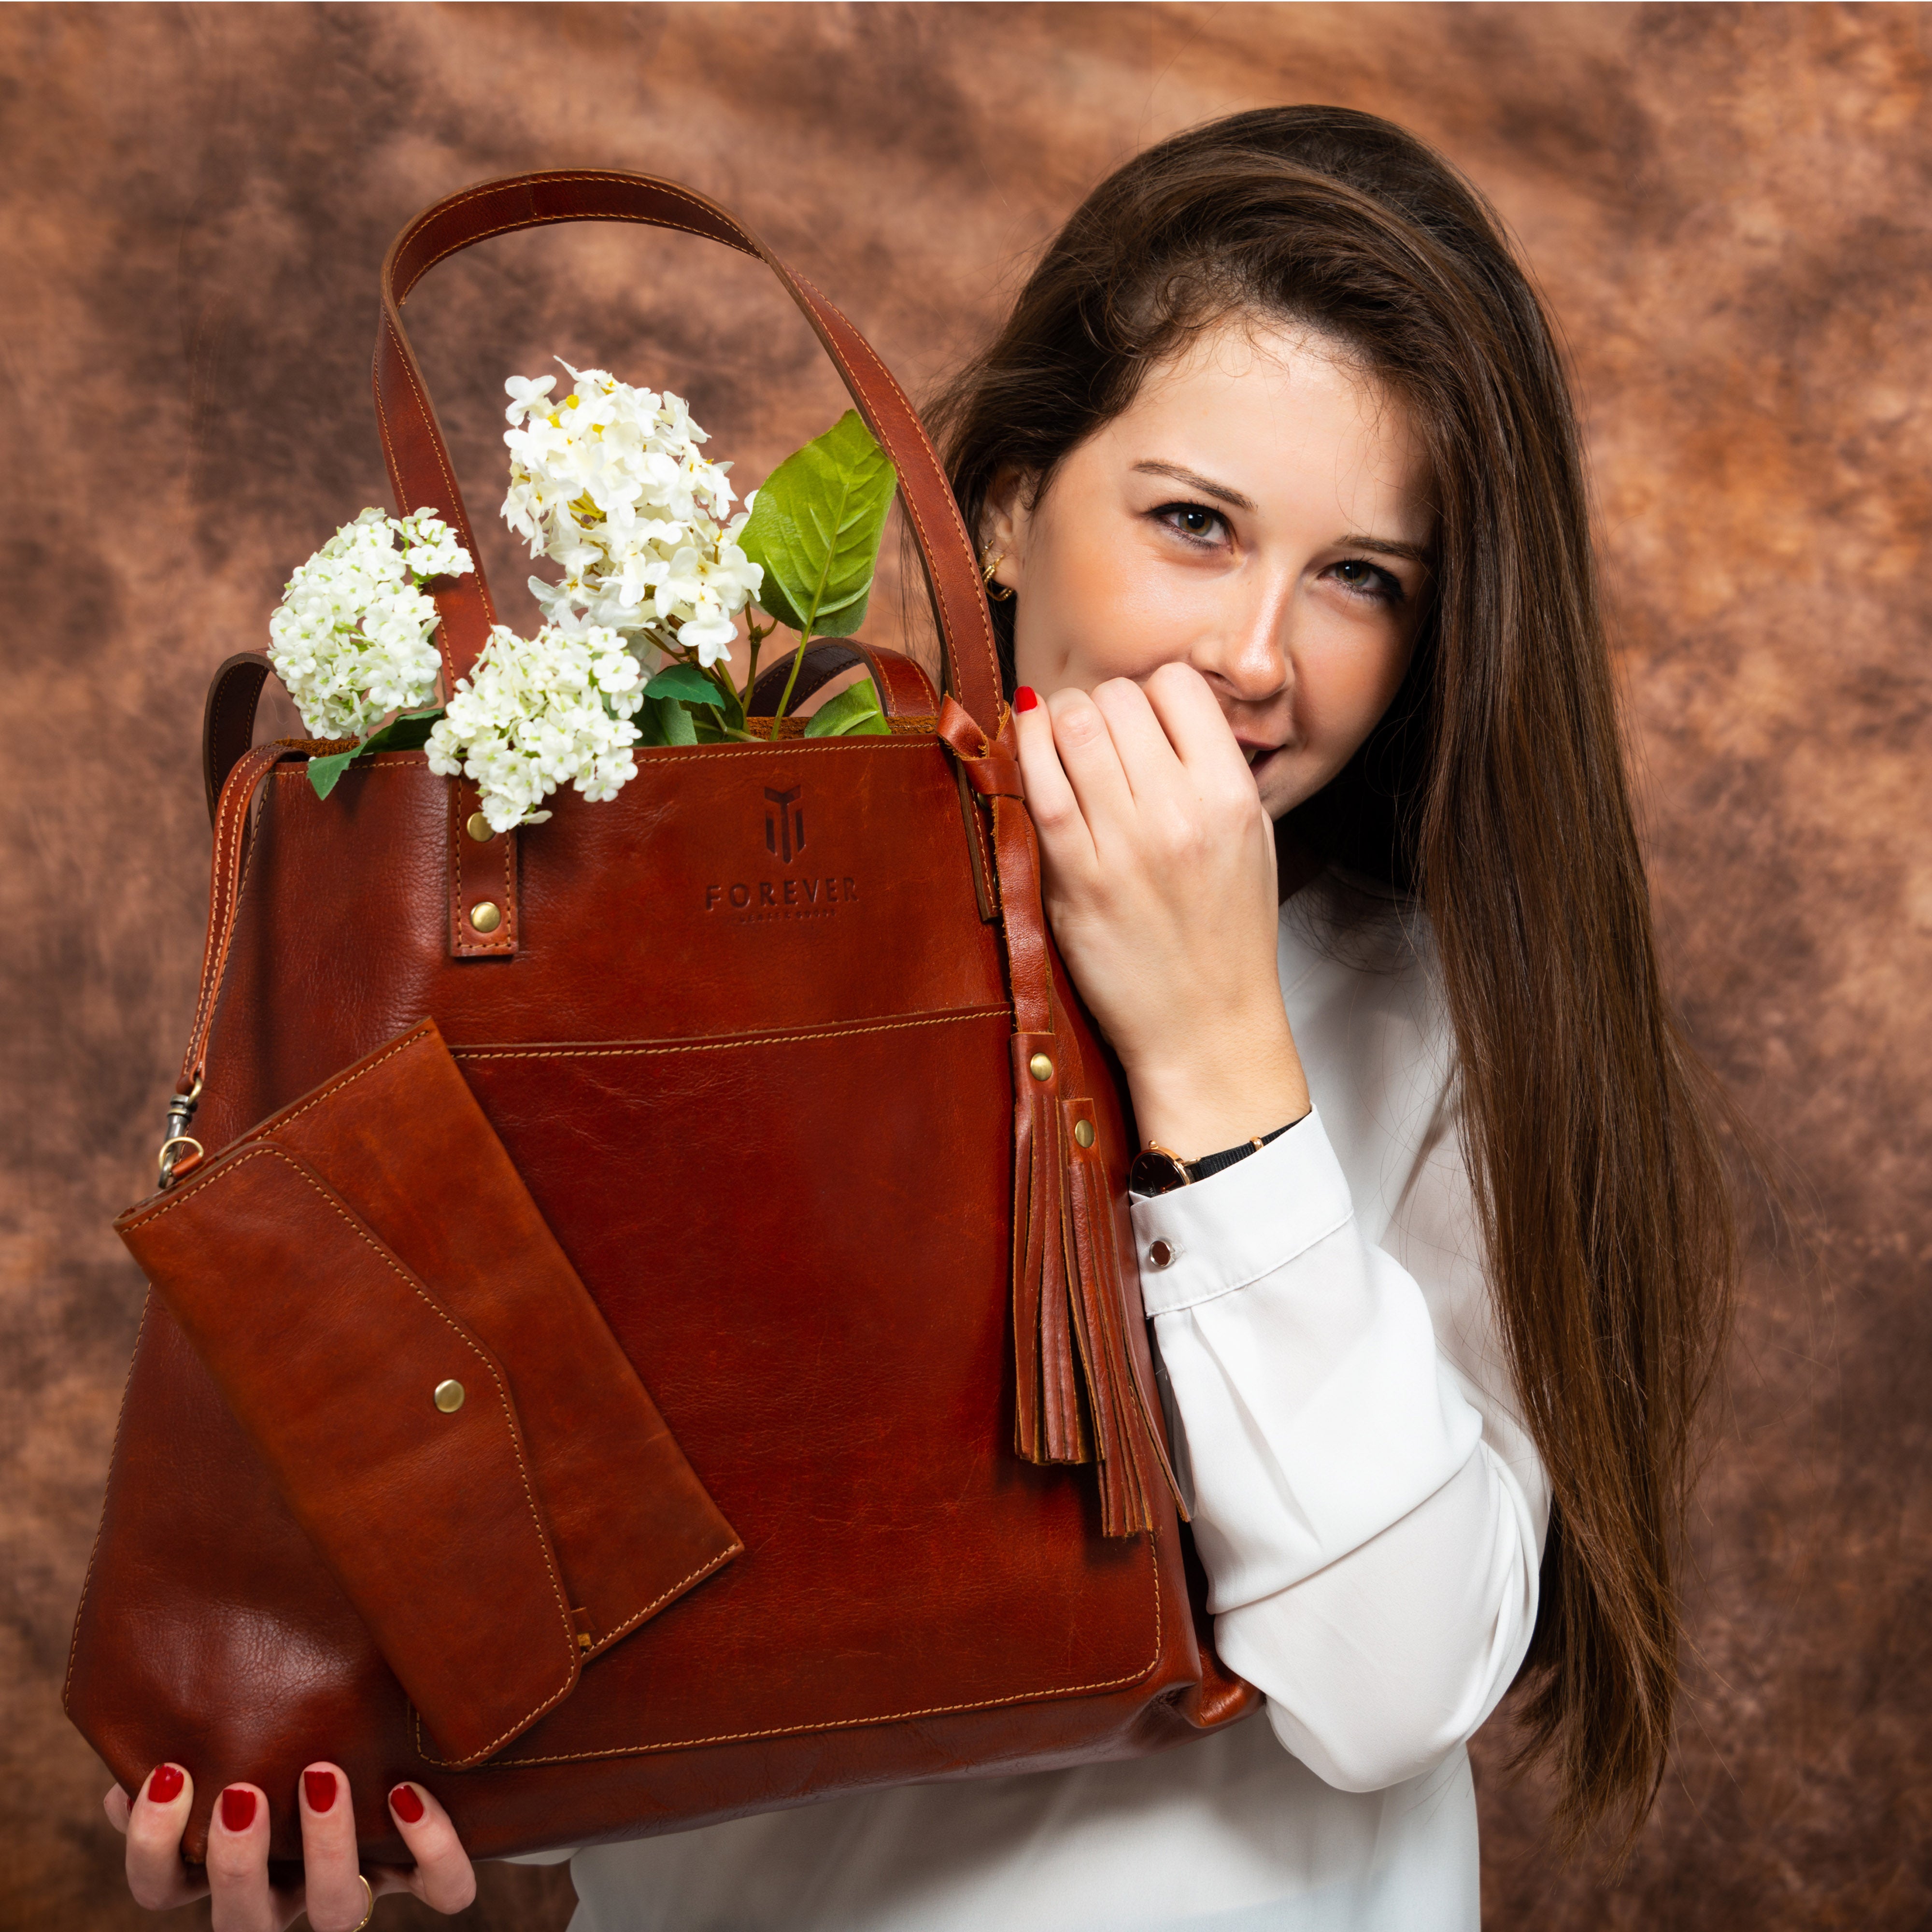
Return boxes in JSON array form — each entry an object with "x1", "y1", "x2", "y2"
[{"x1": 109, "y1": 106, "x2": 1733, "y2": 1931}]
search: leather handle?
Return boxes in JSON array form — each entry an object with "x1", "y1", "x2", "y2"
[
  {"x1": 202, "y1": 653, "x2": 274, "y2": 824},
  {"x1": 745, "y1": 639, "x2": 936, "y2": 722},
  {"x1": 374, "y1": 170, "x2": 1003, "y2": 729}
]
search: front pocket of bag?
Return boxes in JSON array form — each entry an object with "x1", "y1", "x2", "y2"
[{"x1": 446, "y1": 1004, "x2": 1165, "y2": 1763}]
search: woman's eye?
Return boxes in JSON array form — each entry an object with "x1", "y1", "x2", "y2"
[
  {"x1": 1155, "y1": 502, "x2": 1227, "y2": 543},
  {"x1": 1330, "y1": 557, "x2": 1403, "y2": 603}
]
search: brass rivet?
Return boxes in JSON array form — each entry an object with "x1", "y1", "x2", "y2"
[
  {"x1": 469, "y1": 900, "x2": 503, "y2": 934},
  {"x1": 465, "y1": 811, "x2": 495, "y2": 843},
  {"x1": 1073, "y1": 1118, "x2": 1096, "y2": 1149},
  {"x1": 1028, "y1": 1053, "x2": 1053, "y2": 1082},
  {"x1": 1147, "y1": 1239, "x2": 1174, "y2": 1270},
  {"x1": 577, "y1": 1632, "x2": 593, "y2": 1652},
  {"x1": 432, "y1": 1379, "x2": 465, "y2": 1413}
]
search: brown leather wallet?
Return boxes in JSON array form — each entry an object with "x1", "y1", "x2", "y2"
[{"x1": 116, "y1": 1019, "x2": 740, "y2": 1765}]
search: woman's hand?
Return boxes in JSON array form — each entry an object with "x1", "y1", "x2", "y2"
[
  {"x1": 106, "y1": 1762, "x2": 477, "y2": 1930},
  {"x1": 1012, "y1": 662, "x2": 1309, "y2": 1158}
]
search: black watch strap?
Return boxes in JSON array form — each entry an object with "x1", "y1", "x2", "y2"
[{"x1": 1128, "y1": 1114, "x2": 1305, "y2": 1197}]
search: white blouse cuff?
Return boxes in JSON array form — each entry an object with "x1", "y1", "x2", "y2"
[{"x1": 1130, "y1": 1107, "x2": 1352, "y2": 1318}]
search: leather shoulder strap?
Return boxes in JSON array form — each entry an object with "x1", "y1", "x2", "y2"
[{"x1": 374, "y1": 171, "x2": 1002, "y2": 729}]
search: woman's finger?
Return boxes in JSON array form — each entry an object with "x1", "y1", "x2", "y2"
[
  {"x1": 1044, "y1": 686, "x2": 1138, "y2": 856},
  {"x1": 121, "y1": 1764, "x2": 211, "y2": 1912},
  {"x1": 1011, "y1": 687, "x2": 1099, "y2": 880},
  {"x1": 298, "y1": 1765, "x2": 369, "y2": 1932},
  {"x1": 205, "y1": 1782, "x2": 277, "y2": 1932},
  {"x1": 1088, "y1": 675, "x2": 1188, "y2": 805},
  {"x1": 384, "y1": 1781, "x2": 477, "y2": 1916},
  {"x1": 1139, "y1": 660, "x2": 1255, "y2": 789}
]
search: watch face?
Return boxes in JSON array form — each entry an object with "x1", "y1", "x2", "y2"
[{"x1": 1128, "y1": 1147, "x2": 1191, "y2": 1196}]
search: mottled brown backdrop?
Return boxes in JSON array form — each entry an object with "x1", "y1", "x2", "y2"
[{"x1": 3, "y1": 4, "x2": 1927, "y2": 1927}]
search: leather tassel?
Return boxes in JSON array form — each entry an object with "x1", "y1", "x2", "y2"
[
  {"x1": 1009, "y1": 1034, "x2": 1087, "y2": 1465},
  {"x1": 942, "y1": 702, "x2": 1176, "y2": 1533},
  {"x1": 1060, "y1": 1099, "x2": 1156, "y2": 1537}
]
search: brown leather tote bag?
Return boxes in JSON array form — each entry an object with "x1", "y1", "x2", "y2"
[{"x1": 65, "y1": 170, "x2": 1256, "y2": 1867}]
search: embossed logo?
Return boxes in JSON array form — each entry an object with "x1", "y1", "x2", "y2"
[
  {"x1": 703, "y1": 781, "x2": 858, "y2": 922},
  {"x1": 764, "y1": 786, "x2": 805, "y2": 865}
]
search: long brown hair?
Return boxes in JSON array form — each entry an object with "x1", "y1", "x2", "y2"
[{"x1": 928, "y1": 106, "x2": 1735, "y2": 1847}]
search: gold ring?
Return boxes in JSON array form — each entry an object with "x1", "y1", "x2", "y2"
[{"x1": 351, "y1": 1871, "x2": 376, "y2": 1931}]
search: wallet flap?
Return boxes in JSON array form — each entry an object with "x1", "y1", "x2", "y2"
[
  {"x1": 250, "y1": 1021, "x2": 741, "y2": 1666},
  {"x1": 118, "y1": 1144, "x2": 581, "y2": 1765}
]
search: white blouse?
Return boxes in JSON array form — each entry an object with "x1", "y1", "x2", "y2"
[{"x1": 558, "y1": 875, "x2": 1550, "y2": 1931}]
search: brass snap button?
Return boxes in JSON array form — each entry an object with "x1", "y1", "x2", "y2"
[
  {"x1": 1072, "y1": 1118, "x2": 1096, "y2": 1149},
  {"x1": 465, "y1": 812, "x2": 495, "y2": 843},
  {"x1": 1028, "y1": 1053, "x2": 1053, "y2": 1082},
  {"x1": 1147, "y1": 1239, "x2": 1174, "y2": 1270},
  {"x1": 432, "y1": 1379, "x2": 465, "y2": 1413},
  {"x1": 469, "y1": 900, "x2": 502, "y2": 934}
]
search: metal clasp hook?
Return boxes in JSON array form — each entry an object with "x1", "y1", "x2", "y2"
[{"x1": 157, "y1": 1075, "x2": 205, "y2": 1189}]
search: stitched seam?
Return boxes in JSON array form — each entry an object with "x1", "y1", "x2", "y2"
[
  {"x1": 378, "y1": 316, "x2": 497, "y2": 672},
  {"x1": 1139, "y1": 1208, "x2": 1359, "y2": 1317},
  {"x1": 274, "y1": 745, "x2": 937, "y2": 783},
  {"x1": 183, "y1": 787, "x2": 240, "y2": 1063},
  {"x1": 128, "y1": 1146, "x2": 578, "y2": 1752},
  {"x1": 500, "y1": 795, "x2": 513, "y2": 946},
  {"x1": 412, "y1": 1537, "x2": 749, "y2": 1768},
  {"x1": 184, "y1": 747, "x2": 281, "y2": 1084},
  {"x1": 587, "y1": 1539, "x2": 744, "y2": 1657},
  {"x1": 64, "y1": 1296, "x2": 152, "y2": 1710},
  {"x1": 394, "y1": 176, "x2": 760, "y2": 298},
  {"x1": 452, "y1": 1005, "x2": 1009, "y2": 1064},
  {"x1": 187, "y1": 752, "x2": 264, "y2": 1061},
  {"x1": 971, "y1": 796, "x2": 996, "y2": 895},
  {"x1": 220, "y1": 1023, "x2": 437, "y2": 1145},
  {"x1": 452, "y1": 779, "x2": 513, "y2": 958},
  {"x1": 416, "y1": 1555, "x2": 1163, "y2": 1769},
  {"x1": 384, "y1": 319, "x2": 465, "y2": 536}
]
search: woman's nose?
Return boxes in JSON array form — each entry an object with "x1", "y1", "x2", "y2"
[{"x1": 1193, "y1": 586, "x2": 1292, "y2": 703}]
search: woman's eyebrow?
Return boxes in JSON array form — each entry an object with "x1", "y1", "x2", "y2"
[
  {"x1": 1342, "y1": 533, "x2": 1432, "y2": 565},
  {"x1": 1130, "y1": 460, "x2": 1257, "y2": 511}
]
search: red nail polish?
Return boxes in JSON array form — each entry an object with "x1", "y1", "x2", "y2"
[
  {"x1": 219, "y1": 1787, "x2": 256, "y2": 1833},
  {"x1": 145, "y1": 1765, "x2": 184, "y2": 1805},
  {"x1": 389, "y1": 1782, "x2": 426, "y2": 1824},
  {"x1": 1013, "y1": 686, "x2": 1038, "y2": 713},
  {"x1": 303, "y1": 1769, "x2": 337, "y2": 1813}
]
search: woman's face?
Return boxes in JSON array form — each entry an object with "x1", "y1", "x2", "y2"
[{"x1": 987, "y1": 321, "x2": 1435, "y2": 820}]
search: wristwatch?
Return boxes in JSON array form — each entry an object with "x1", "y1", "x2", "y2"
[{"x1": 1127, "y1": 1115, "x2": 1305, "y2": 1197}]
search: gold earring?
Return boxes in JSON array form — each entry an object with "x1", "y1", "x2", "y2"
[{"x1": 980, "y1": 547, "x2": 1015, "y2": 602}]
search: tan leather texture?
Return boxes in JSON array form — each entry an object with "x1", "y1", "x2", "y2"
[
  {"x1": 114, "y1": 1020, "x2": 741, "y2": 1766},
  {"x1": 64, "y1": 172, "x2": 1255, "y2": 1869}
]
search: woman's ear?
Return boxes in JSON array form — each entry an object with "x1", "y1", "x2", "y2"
[{"x1": 981, "y1": 466, "x2": 1035, "y2": 595}]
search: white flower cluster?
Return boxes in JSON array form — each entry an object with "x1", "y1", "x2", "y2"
[
  {"x1": 426, "y1": 623, "x2": 645, "y2": 833},
  {"x1": 502, "y1": 360, "x2": 762, "y2": 667},
  {"x1": 266, "y1": 509, "x2": 473, "y2": 739}
]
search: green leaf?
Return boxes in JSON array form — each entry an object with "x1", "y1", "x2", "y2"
[
  {"x1": 740, "y1": 411, "x2": 897, "y2": 642},
  {"x1": 639, "y1": 694, "x2": 698, "y2": 746},
  {"x1": 802, "y1": 676, "x2": 889, "y2": 738},
  {"x1": 644, "y1": 663, "x2": 726, "y2": 710},
  {"x1": 361, "y1": 706, "x2": 445, "y2": 753},
  {"x1": 309, "y1": 706, "x2": 446, "y2": 799},
  {"x1": 308, "y1": 747, "x2": 359, "y2": 799}
]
